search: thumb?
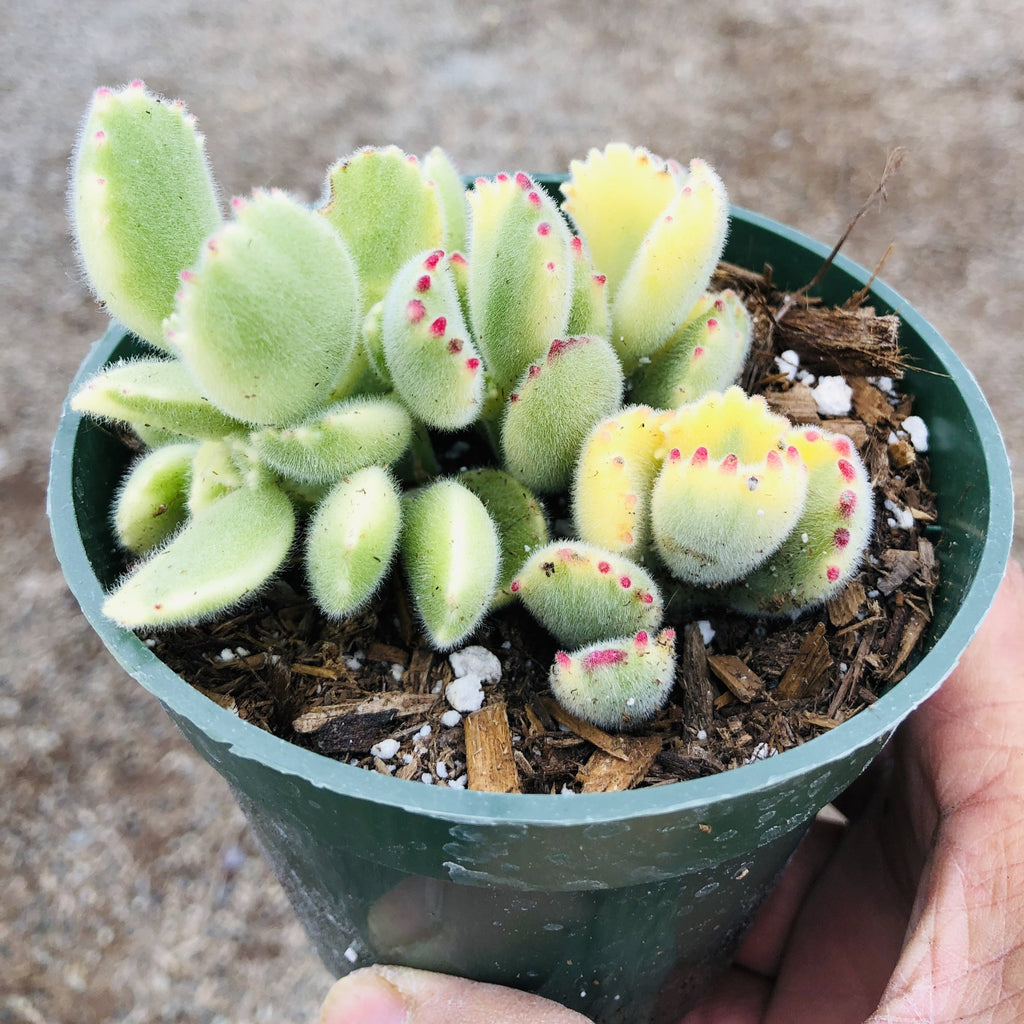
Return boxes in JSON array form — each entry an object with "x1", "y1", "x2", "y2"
[{"x1": 318, "y1": 965, "x2": 593, "y2": 1024}]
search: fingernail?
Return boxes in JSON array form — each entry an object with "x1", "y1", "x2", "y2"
[{"x1": 319, "y1": 968, "x2": 408, "y2": 1024}]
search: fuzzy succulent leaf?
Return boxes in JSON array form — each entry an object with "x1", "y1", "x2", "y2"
[
  {"x1": 610, "y1": 159, "x2": 730, "y2": 367},
  {"x1": 511, "y1": 540, "x2": 662, "y2": 648},
  {"x1": 187, "y1": 439, "x2": 243, "y2": 514},
  {"x1": 71, "y1": 358, "x2": 244, "y2": 440},
  {"x1": 381, "y1": 250, "x2": 485, "y2": 430},
  {"x1": 249, "y1": 396, "x2": 413, "y2": 485},
  {"x1": 458, "y1": 468, "x2": 549, "y2": 608},
  {"x1": 320, "y1": 146, "x2": 445, "y2": 314},
  {"x1": 573, "y1": 404, "x2": 674, "y2": 560},
  {"x1": 422, "y1": 147, "x2": 469, "y2": 255},
  {"x1": 401, "y1": 479, "x2": 501, "y2": 650},
  {"x1": 360, "y1": 301, "x2": 391, "y2": 385},
  {"x1": 467, "y1": 173, "x2": 574, "y2": 393},
  {"x1": 165, "y1": 189, "x2": 361, "y2": 426},
  {"x1": 549, "y1": 628, "x2": 677, "y2": 732},
  {"x1": 102, "y1": 483, "x2": 296, "y2": 627},
  {"x1": 113, "y1": 442, "x2": 196, "y2": 553},
  {"x1": 500, "y1": 335, "x2": 624, "y2": 493},
  {"x1": 566, "y1": 237, "x2": 611, "y2": 338},
  {"x1": 651, "y1": 387, "x2": 809, "y2": 585},
  {"x1": 305, "y1": 466, "x2": 403, "y2": 618},
  {"x1": 726, "y1": 426, "x2": 874, "y2": 615},
  {"x1": 629, "y1": 289, "x2": 752, "y2": 409},
  {"x1": 560, "y1": 144, "x2": 682, "y2": 297},
  {"x1": 70, "y1": 81, "x2": 221, "y2": 349}
]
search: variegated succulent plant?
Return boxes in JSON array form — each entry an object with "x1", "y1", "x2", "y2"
[{"x1": 68, "y1": 82, "x2": 874, "y2": 733}]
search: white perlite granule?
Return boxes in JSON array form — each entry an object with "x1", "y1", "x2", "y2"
[
  {"x1": 440, "y1": 709, "x2": 462, "y2": 728},
  {"x1": 744, "y1": 742, "x2": 778, "y2": 764},
  {"x1": 449, "y1": 645, "x2": 502, "y2": 684},
  {"x1": 884, "y1": 498, "x2": 915, "y2": 530},
  {"x1": 445, "y1": 675, "x2": 485, "y2": 713},
  {"x1": 370, "y1": 738, "x2": 400, "y2": 760},
  {"x1": 697, "y1": 620, "x2": 716, "y2": 645},
  {"x1": 902, "y1": 415, "x2": 929, "y2": 451},
  {"x1": 811, "y1": 375, "x2": 853, "y2": 415},
  {"x1": 774, "y1": 349, "x2": 800, "y2": 381}
]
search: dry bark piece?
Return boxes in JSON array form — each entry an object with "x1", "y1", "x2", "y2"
[
  {"x1": 292, "y1": 692, "x2": 437, "y2": 733},
  {"x1": 850, "y1": 376, "x2": 896, "y2": 426},
  {"x1": 774, "y1": 307, "x2": 904, "y2": 379},
  {"x1": 365, "y1": 642, "x2": 410, "y2": 666},
  {"x1": 877, "y1": 548, "x2": 924, "y2": 597},
  {"x1": 291, "y1": 662, "x2": 341, "y2": 680},
  {"x1": 765, "y1": 383, "x2": 819, "y2": 424},
  {"x1": 465, "y1": 702, "x2": 521, "y2": 793},
  {"x1": 578, "y1": 735, "x2": 663, "y2": 793},
  {"x1": 824, "y1": 418, "x2": 870, "y2": 450},
  {"x1": 541, "y1": 697, "x2": 632, "y2": 761},
  {"x1": 888, "y1": 438, "x2": 917, "y2": 471},
  {"x1": 883, "y1": 607, "x2": 930, "y2": 680},
  {"x1": 708, "y1": 655, "x2": 764, "y2": 703},
  {"x1": 827, "y1": 580, "x2": 867, "y2": 627},
  {"x1": 777, "y1": 622, "x2": 833, "y2": 699},
  {"x1": 292, "y1": 692, "x2": 438, "y2": 755},
  {"x1": 678, "y1": 622, "x2": 715, "y2": 733}
]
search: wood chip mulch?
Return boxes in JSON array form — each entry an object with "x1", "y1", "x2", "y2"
[{"x1": 142, "y1": 259, "x2": 940, "y2": 795}]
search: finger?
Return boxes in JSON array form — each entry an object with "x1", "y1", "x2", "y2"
[
  {"x1": 867, "y1": 834, "x2": 1024, "y2": 1023},
  {"x1": 901, "y1": 558, "x2": 1024, "y2": 808},
  {"x1": 769, "y1": 811, "x2": 913, "y2": 1022},
  {"x1": 865, "y1": 561, "x2": 1024, "y2": 1023},
  {"x1": 318, "y1": 965, "x2": 593, "y2": 1024}
]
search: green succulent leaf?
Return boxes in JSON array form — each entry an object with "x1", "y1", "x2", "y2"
[
  {"x1": 103, "y1": 483, "x2": 296, "y2": 627},
  {"x1": 500, "y1": 335, "x2": 624, "y2": 493},
  {"x1": 610, "y1": 159, "x2": 730, "y2": 367},
  {"x1": 70, "y1": 81, "x2": 221, "y2": 349},
  {"x1": 630, "y1": 290, "x2": 752, "y2": 409},
  {"x1": 422, "y1": 147, "x2": 469, "y2": 255},
  {"x1": 320, "y1": 146, "x2": 446, "y2": 314},
  {"x1": 305, "y1": 466, "x2": 403, "y2": 618},
  {"x1": 458, "y1": 468, "x2": 549, "y2": 608},
  {"x1": 560, "y1": 143, "x2": 683, "y2": 297},
  {"x1": 166, "y1": 188, "x2": 361, "y2": 426},
  {"x1": 511, "y1": 540, "x2": 663, "y2": 648},
  {"x1": 467, "y1": 173, "x2": 575, "y2": 394},
  {"x1": 71, "y1": 358, "x2": 244, "y2": 440},
  {"x1": 113, "y1": 442, "x2": 196, "y2": 554},
  {"x1": 725, "y1": 426, "x2": 874, "y2": 615},
  {"x1": 249, "y1": 396, "x2": 414, "y2": 485},
  {"x1": 401, "y1": 479, "x2": 501, "y2": 650},
  {"x1": 549, "y1": 628, "x2": 677, "y2": 732},
  {"x1": 566, "y1": 236, "x2": 610, "y2": 338},
  {"x1": 187, "y1": 439, "x2": 244, "y2": 514},
  {"x1": 381, "y1": 250, "x2": 485, "y2": 430},
  {"x1": 651, "y1": 387, "x2": 809, "y2": 585},
  {"x1": 573, "y1": 404, "x2": 675, "y2": 561}
]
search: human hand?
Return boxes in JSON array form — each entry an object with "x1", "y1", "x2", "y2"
[{"x1": 317, "y1": 559, "x2": 1024, "y2": 1024}]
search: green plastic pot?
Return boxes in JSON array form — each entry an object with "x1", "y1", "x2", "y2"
[{"x1": 49, "y1": 200, "x2": 1013, "y2": 1023}]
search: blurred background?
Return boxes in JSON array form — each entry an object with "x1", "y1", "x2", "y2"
[{"x1": 2, "y1": 1, "x2": 1021, "y2": 1020}]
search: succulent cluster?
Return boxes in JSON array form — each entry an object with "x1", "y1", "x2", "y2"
[{"x1": 69, "y1": 82, "x2": 874, "y2": 732}]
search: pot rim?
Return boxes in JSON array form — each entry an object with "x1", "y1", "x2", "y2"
[{"x1": 48, "y1": 204, "x2": 1015, "y2": 827}]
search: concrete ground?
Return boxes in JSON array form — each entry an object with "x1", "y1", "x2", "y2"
[{"x1": 2, "y1": 1, "x2": 1021, "y2": 1021}]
